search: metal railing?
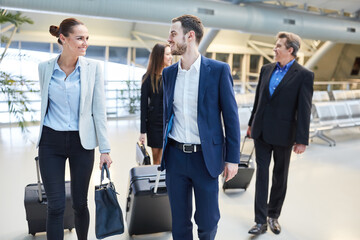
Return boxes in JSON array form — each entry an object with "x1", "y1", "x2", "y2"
[{"x1": 1, "y1": 79, "x2": 360, "y2": 124}]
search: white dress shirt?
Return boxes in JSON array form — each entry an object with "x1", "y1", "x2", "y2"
[{"x1": 169, "y1": 54, "x2": 201, "y2": 144}]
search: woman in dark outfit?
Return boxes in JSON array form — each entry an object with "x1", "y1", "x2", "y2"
[{"x1": 139, "y1": 43, "x2": 172, "y2": 164}]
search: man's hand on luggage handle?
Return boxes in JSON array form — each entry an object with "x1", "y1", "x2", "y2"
[
  {"x1": 246, "y1": 126, "x2": 251, "y2": 138},
  {"x1": 224, "y1": 162, "x2": 238, "y2": 182}
]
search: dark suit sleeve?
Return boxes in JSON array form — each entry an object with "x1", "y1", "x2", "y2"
[
  {"x1": 220, "y1": 64, "x2": 241, "y2": 164},
  {"x1": 295, "y1": 70, "x2": 314, "y2": 145},
  {"x1": 140, "y1": 76, "x2": 149, "y2": 133},
  {"x1": 248, "y1": 66, "x2": 265, "y2": 127}
]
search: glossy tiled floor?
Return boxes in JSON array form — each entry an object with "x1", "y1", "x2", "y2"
[{"x1": 0, "y1": 119, "x2": 360, "y2": 240}]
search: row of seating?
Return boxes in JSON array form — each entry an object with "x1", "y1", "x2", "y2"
[
  {"x1": 235, "y1": 90, "x2": 360, "y2": 147},
  {"x1": 236, "y1": 90, "x2": 360, "y2": 108},
  {"x1": 310, "y1": 100, "x2": 360, "y2": 146},
  {"x1": 312, "y1": 89, "x2": 360, "y2": 102}
]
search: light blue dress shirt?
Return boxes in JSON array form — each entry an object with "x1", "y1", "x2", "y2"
[
  {"x1": 269, "y1": 59, "x2": 295, "y2": 96},
  {"x1": 43, "y1": 57, "x2": 81, "y2": 131}
]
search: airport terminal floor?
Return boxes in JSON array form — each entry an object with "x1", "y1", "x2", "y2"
[{"x1": 1, "y1": 118, "x2": 360, "y2": 240}]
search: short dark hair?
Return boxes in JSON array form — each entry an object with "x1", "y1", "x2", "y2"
[
  {"x1": 49, "y1": 18, "x2": 84, "y2": 45},
  {"x1": 172, "y1": 15, "x2": 204, "y2": 45},
  {"x1": 276, "y1": 31, "x2": 301, "y2": 57}
]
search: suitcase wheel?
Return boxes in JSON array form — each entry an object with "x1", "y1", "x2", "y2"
[
  {"x1": 69, "y1": 228, "x2": 73, "y2": 232},
  {"x1": 30, "y1": 233, "x2": 36, "y2": 236}
]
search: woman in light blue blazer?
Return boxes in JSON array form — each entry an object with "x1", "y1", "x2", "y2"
[{"x1": 37, "y1": 18, "x2": 112, "y2": 240}]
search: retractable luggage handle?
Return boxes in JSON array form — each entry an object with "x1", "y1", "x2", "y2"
[
  {"x1": 153, "y1": 166, "x2": 162, "y2": 194},
  {"x1": 34, "y1": 156, "x2": 43, "y2": 202},
  {"x1": 240, "y1": 136, "x2": 255, "y2": 164}
]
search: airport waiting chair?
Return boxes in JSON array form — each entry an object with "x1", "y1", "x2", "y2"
[
  {"x1": 311, "y1": 102, "x2": 337, "y2": 146},
  {"x1": 352, "y1": 90, "x2": 360, "y2": 99},
  {"x1": 235, "y1": 93, "x2": 255, "y2": 108},
  {"x1": 312, "y1": 91, "x2": 330, "y2": 102},
  {"x1": 345, "y1": 90, "x2": 356, "y2": 100},
  {"x1": 332, "y1": 90, "x2": 347, "y2": 101},
  {"x1": 346, "y1": 100, "x2": 360, "y2": 126},
  {"x1": 331, "y1": 102, "x2": 356, "y2": 128}
]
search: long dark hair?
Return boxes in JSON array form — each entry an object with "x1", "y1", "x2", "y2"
[
  {"x1": 49, "y1": 18, "x2": 84, "y2": 45},
  {"x1": 142, "y1": 43, "x2": 170, "y2": 93}
]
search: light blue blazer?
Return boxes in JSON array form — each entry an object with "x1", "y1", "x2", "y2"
[{"x1": 37, "y1": 56, "x2": 110, "y2": 152}]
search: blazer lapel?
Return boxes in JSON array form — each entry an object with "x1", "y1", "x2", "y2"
[
  {"x1": 79, "y1": 57, "x2": 89, "y2": 114},
  {"x1": 198, "y1": 56, "x2": 211, "y2": 105},
  {"x1": 41, "y1": 58, "x2": 57, "y2": 118},
  {"x1": 43, "y1": 58, "x2": 57, "y2": 94},
  {"x1": 271, "y1": 61, "x2": 299, "y2": 99},
  {"x1": 166, "y1": 63, "x2": 178, "y2": 119}
]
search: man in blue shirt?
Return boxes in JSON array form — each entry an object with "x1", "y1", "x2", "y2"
[{"x1": 247, "y1": 32, "x2": 314, "y2": 235}]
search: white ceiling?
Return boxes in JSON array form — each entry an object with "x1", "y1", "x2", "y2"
[
  {"x1": 218, "y1": 0, "x2": 360, "y2": 15},
  {"x1": 2, "y1": 0, "x2": 360, "y2": 50}
]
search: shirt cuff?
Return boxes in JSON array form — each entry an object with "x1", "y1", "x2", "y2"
[{"x1": 100, "y1": 149, "x2": 110, "y2": 154}]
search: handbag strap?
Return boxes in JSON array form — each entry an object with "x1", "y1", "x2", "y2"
[{"x1": 100, "y1": 163, "x2": 111, "y2": 184}]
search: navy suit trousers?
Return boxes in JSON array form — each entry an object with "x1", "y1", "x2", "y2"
[{"x1": 165, "y1": 145, "x2": 220, "y2": 240}]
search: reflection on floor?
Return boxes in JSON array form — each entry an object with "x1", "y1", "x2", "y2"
[{"x1": 0, "y1": 119, "x2": 359, "y2": 240}]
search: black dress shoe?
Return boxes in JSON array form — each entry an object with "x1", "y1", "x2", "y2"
[
  {"x1": 268, "y1": 217, "x2": 281, "y2": 234},
  {"x1": 248, "y1": 223, "x2": 267, "y2": 235}
]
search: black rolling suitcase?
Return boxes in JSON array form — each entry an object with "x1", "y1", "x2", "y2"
[
  {"x1": 126, "y1": 165, "x2": 172, "y2": 236},
  {"x1": 222, "y1": 136, "x2": 255, "y2": 191},
  {"x1": 24, "y1": 157, "x2": 74, "y2": 236}
]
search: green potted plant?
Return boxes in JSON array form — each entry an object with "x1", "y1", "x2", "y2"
[{"x1": 0, "y1": 9, "x2": 34, "y2": 135}]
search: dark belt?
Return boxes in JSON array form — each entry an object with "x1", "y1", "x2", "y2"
[{"x1": 168, "y1": 138, "x2": 202, "y2": 153}]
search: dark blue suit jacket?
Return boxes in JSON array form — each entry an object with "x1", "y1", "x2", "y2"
[{"x1": 160, "y1": 56, "x2": 240, "y2": 178}]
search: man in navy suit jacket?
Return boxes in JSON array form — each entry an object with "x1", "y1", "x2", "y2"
[
  {"x1": 247, "y1": 32, "x2": 314, "y2": 235},
  {"x1": 160, "y1": 15, "x2": 240, "y2": 240}
]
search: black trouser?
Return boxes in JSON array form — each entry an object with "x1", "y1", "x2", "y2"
[
  {"x1": 38, "y1": 126, "x2": 94, "y2": 240},
  {"x1": 253, "y1": 138, "x2": 292, "y2": 224}
]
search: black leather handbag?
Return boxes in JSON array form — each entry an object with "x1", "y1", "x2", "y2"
[
  {"x1": 136, "y1": 142, "x2": 151, "y2": 165},
  {"x1": 95, "y1": 164, "x2": 124, "y2": 239}
]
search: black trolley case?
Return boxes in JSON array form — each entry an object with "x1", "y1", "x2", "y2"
[
  {"x1": 125, "y1": 165, "x2": 172, "y2": 236},
  {"x1": 222, "y1": 136, "x2": 255, "y2": 191},
  {"x1": 24, "y1": 157, "x2": 74, "y2": 236}
]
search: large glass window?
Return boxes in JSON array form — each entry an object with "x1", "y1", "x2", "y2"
[
  {"x1": 135, "y1": 48, "x2": 150, "y2": 68},
  {"x1": 21, "y1": 42, "x2": 50, "y2": 52},
  {"x1": 205, "y1": 52, "x2": 213, "y2": 59},
  {"x1": 86, "y1": 45, "x2": 105, "y2": 60},
  {"x1": 109, "y1": 47, "x2": 128, "y2": 65},
  {"x1": 351, "y1": 57, "x2": 360, "y2": 76},
  {"x1": 250, "y1": 55, "x2": 261, "y2": 73},
  {"x1": 216, "y1": 53, "x2": 229, "y2": 63},
  {"x1": 232, "y1": 54, "x2": 243, "y2": 81},
  {"x1": 263, "y1": 56, "x2": 271, "y2": 65}
]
